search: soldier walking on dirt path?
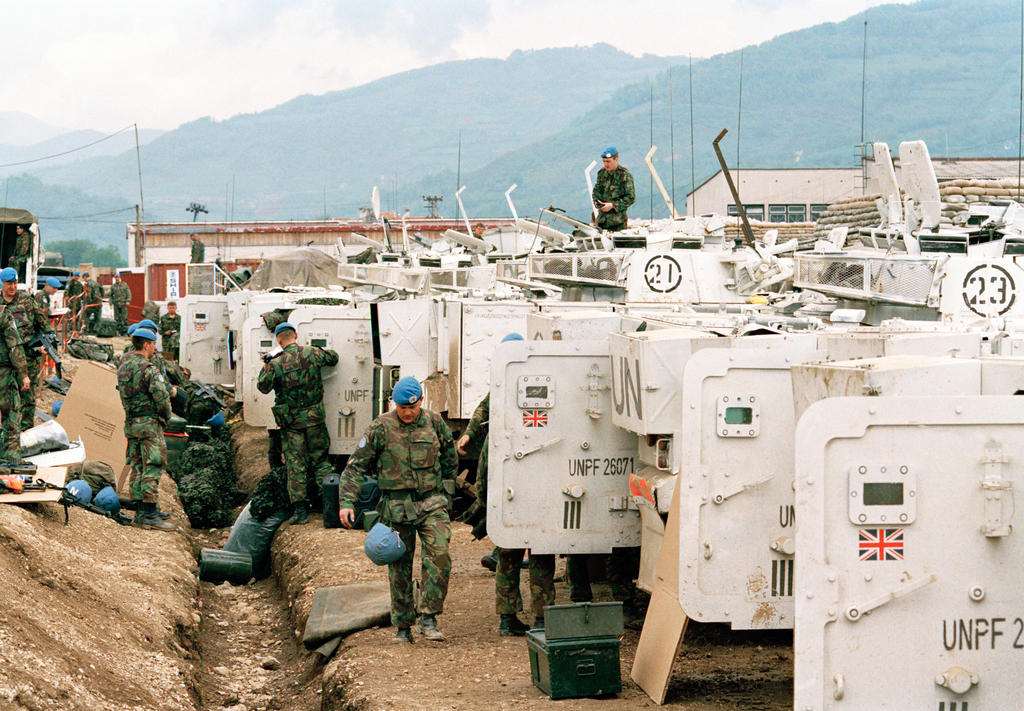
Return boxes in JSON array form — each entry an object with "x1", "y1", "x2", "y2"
[
  {"x1": 256, "y1": 322, "x2": 338, "y2": 525},
  {"x1": 2, "y1": 267, "x2": 54, "y2": 431},
  {"x1": 116, "y1": 327, "x2": 175, "y2": 531},
  {"x1": 457, "y1": 333, "x2": 555, "y2": 635},
  {"x1": 339, "y1": 376, "x2": 457, "y2": 644}
]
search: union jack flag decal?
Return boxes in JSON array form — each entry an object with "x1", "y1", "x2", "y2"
[
  {"x1": 858, "y1": 528, "x2": 904, "y2": 561},
  {"x1": 522, "y1": 410, "x2": 548, "y2": 427}
]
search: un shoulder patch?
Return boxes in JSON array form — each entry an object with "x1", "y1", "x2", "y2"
[
  {"x1": 157, "y1": 374, "x2": 165, "y2": 383},
  {"x1": 358, "y1": 436, "x2": 367, "y2": 448}
]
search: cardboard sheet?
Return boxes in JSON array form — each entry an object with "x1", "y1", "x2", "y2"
[
  {"x1": 0, "y1": 465, "x2": 65, "y2": 504},
  {"x1": 56, "y1": 360, "x2": 130, "y2": 491},
  {"x1": 631, "y1": 485, "x2": 688, "y2": 705}
]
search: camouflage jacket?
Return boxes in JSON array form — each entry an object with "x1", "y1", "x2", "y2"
[
  {"x1": 0, "y1": 305, "x2": 28, "y2": 377},
  {"x1": 462, "y1": 394, "x2": 489, "y2": 447},
  {"x1": 592, "y1": 165, "x2": 635, "y2": 231},
  {"x1": 84, "y1": 279, "x2": 103, "y2": 304},
  {"x1": 141, "y1": 301, "x2": 160, "y2": 322},
  {"x1": 339, "y1": 409, "x2": 456, "y2": 517},
  {"x1": 110, "y1": 281, "x2": 131, "y2": 304},
  {"x1": 190, "y1": 239, "x2": 205, "y2": 263},
  {"x1": 159, "y1": 313, "x2": 181, "y2": 349},
  {"x1": 116, "y1": 351, "x2": 171, "y2": 424},
  {"x1": 255, "y1": 342, "x2": 339, "y2": 428},
  {"x1": 65, "y1": 279, "x2": 84, "y2": 304},
  {"x1": 14, "y1": 228, "x2": 31, "y2": 258},
  {"x1": 33, "y1": 290, "x2": 50, "y2": 312},
  {"x1": 3, "y1": 290, "x2": 53, "y2": 345}
]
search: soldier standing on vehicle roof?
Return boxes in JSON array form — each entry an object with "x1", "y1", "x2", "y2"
[
  {"x1": 116, "y1": 327, "x2": 175, "y2": 531},
  {"x1": 190, "y1": 232, "x2": 205, "y2": 264},
  {"x1": 65, "y1": 271, "x2": 84, "y2": 332},
  {"x1": 0, "y1": 274, "x2": 30, "y2": 463},
  {"x1": 110, "y1": 272, "x2": 132, "y2": 335},
  {"x1": 591, "y1": 146, "x2": 635, "y2": 232},
  {"x1": 256, "y1": 322, "x2": 338, "y2": 525},
  {"x1": 457, "y1": 333, "x2": 556, "y2": 635},
  {"x1": 82, "y1": 271, "x2": 102, "y2": 335},
  {"x1": 34, "y1": 276, "x2": 59, "y2": 312},
  {"x1": 2, "y1": 267, "x2": 54, "y2": 431},
  {"x1": 339, "y1": 377, "x2": 457, "y2": 644}
]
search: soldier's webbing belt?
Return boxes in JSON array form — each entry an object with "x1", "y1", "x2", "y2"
[{"x1": 386, "y1": 488, "x2": 438, "y2": 501}]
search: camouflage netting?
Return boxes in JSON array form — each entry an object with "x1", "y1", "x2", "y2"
[
  {"x1": 294, "y1": 297, "x2": 348, "y2": 306},
  {"x1": 170, "y1": 430, "x2": 245, "y2": 528},
  {"x1": 249, "y1": 465, "x2": 323, "y2": 521},
  {"x1": 66, "y1": 336, "x2": 115, "y2": 362}
]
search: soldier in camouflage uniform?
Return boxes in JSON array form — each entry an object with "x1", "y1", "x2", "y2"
[
  {"x1": 141, "y1": 300, "x2": 160, "y2": 323},
  {"x1": 340, "y1": 376, "x2": 456, "y2": 643},
  {"x1": 0, "y1": 274, "x2": 30, "y2": 462},
  {"x1": 116, "y1": 327, "x2": 175, "y2": 531},
  {"x1": 82, "y1": 272, "x2": 103, "y2": 335},
  {"x1": 2, "y1": 268, "x2": 55, "y2": 430},
  {"x1": 190, "y1": 232, "x2": 205, "y2": 263},
  {"x1": 591, "y1": 146, "x2": 635, "y2": 232},
  {"x1": 256, "y1": 322, "x2": 338, "y2": 524},
  {"x1": 65, "y1": 271, "x2": 84, "y2": 333},
  {"x1": 457, "y1": 333, "x2": 556, "y2": 634},
  {"x1": 159, "y1": 302, "x2": 181, "y2": 361},
  {"x1": 10, "y1": 225, "x2": 31, "y2": 281},
  {"x1": 110, "y1": 272, "x2": 132, "y2": 334},
  {"x1": 34, "y1": 276, "x2": 59, "y2": 312}
]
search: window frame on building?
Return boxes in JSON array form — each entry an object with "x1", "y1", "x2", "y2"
[{"x1": 727, "y1": 203, "x2": 766, "y2": 222}]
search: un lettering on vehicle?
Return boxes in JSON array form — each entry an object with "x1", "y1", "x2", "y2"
[
  {"x1": 568, "y1": 456, "x2": 635, "y2": 477},
  {"x1": 610, "y1": 355, "x2": 643, "y2": 419}
]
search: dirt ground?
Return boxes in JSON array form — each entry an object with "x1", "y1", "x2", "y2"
[{"x1": 0, "y1": 354, "x2": 792, "y2": 711}]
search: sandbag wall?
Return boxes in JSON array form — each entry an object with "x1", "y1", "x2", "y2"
[
  {"x1": 939, "y1": 178, "x2": 1024, "y2": 221},
  {"x1": 723, "y1": 218, "x2": 815, "y2": 244},
  {"x1": 812, "y1": 193, "x2": 884, "y2": 239}
]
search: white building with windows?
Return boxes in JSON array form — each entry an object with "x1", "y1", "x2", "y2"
[{"x1": 687, "y1": 157, "x2": 1024, "y2": 223}]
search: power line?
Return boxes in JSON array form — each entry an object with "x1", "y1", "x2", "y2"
[
  {"x1": 0, "y1": 124, "x2": 136, "y2": 168},
  {"x1": 36, "y1": 206, "x2": 136, "y2": 220}
]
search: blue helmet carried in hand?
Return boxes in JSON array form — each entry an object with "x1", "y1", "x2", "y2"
[{"x1": 364, "y1": 522, "x2": 407, "y2": 565}]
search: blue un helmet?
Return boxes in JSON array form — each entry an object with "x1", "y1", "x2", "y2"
[
  {"x1": 133, "y1": 327, "x2": 157, "y2": 341},
  {"x1": 391, "y1": 376, "x2": 422, "y2": 405},
  {"x1": 0, "y1": 267, "x2": 17, "y2": 283},
  {"x1": 45, "y1": 276, "x2": 60, "y2": 289},
  {"x1": 65, "y1": 480, "x2": 93, "y2": 506},
  {"x1": 136, "y1": 319, "x2": 158, "y2": 331},
  {"x1": 274, "y1": 322, "x2": 296, "y2": 337},
  {"x1": 93, "y1": 486, "x2": 120, "y2": 514},
  {"x1": 364, "y1": 522, "x2": 407, "y2": 565}
]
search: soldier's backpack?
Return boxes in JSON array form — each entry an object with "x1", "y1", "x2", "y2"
[
  {"x1": 66, "y1": 336, "x2": 115, "y2": 362},
  {"x1": 95, "y1": 318, "x2": 118, "y2": 338}
]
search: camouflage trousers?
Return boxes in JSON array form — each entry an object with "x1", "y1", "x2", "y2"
[
  {"x1": 0, "y1": 366, "x2": 22, "y2": 460},
  {"x1": 388, "y1": 504, "x2": 451, "y2": 628},
  {"x1": 124, "y1": 417, "x2": 166, "y2": 504},
  {"x1": 281, "y1": 422, "x2": 331, "y2": 505},
  {"x1": 83, "y1": 302, "x2": 101, "y2": 334},
  {"x1": 495, "y1": 549, "x2": 555, "y2": 618},
  {"x1": 113, "y1": 303, "x2": 129, "y2": 334},
  {"x1": 19, "y1": 353, "x2": 42, "y2": 431},
  {"x1": 566, "y1": 548, "x2": 641, "y2": 603}
]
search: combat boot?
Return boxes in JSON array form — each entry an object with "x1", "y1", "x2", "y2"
[
  {"x1": 480, "y1": 547, "x2": 498, "y2": 572},
  {"x1": 416, "y1": 613, "x2": 445, "y2": 641},
  {"x1": 289, "y1": 502, "x2": 309, "y2": 525},
  {"x1": 498, "y1": 614, "x2": 529, "y2": 637},
  {"x1": 391, "y1": 627, "x2": 413, "y2": 644},
  {"x1": 134, "y1": 502, "x2": 175, "y2": 532}
]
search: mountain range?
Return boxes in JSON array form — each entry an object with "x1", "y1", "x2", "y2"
[{"x1": 3, "y1": 0, "x2": 1021, "y2": 257}]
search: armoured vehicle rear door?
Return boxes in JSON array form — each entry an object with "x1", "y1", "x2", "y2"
[
  {"x1": 178, "y1": 295, "x2": 232, "y2": 386},
  {"x1": 488, "y1": 340, "x2": 639, "y2": 554},
  {"x1": 677, "y1": 335, "x2": 822, "y2": 630},
  {"x1": 794, "y1": 395, "x2": 1024, "y2": 710}
]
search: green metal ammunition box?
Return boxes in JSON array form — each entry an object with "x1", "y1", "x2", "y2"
[
  {"x1": 526, "y1": 629, "x2": 622, "y2": 699},
  {"x1": 526, "y1": 602, "x2": 623, "y2": 699}
]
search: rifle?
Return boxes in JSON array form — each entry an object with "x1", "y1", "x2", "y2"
[
  {"x1": 0, "y1": 475, "x2": 132, "y2": 526},
  {"x1": 192, "y1": 381, "x2": 226, "y2": 409},
  {"x1": 28, "y1": 332, "x2": 64, "y2": 381}
]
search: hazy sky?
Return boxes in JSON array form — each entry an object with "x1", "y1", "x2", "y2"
[{"x1": 7, "y1": 0, "x2": 907, "y2": 133}]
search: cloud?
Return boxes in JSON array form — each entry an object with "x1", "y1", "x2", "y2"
[{"x1": 0, "y1": 0, "x2": 909, "y2": 132}]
